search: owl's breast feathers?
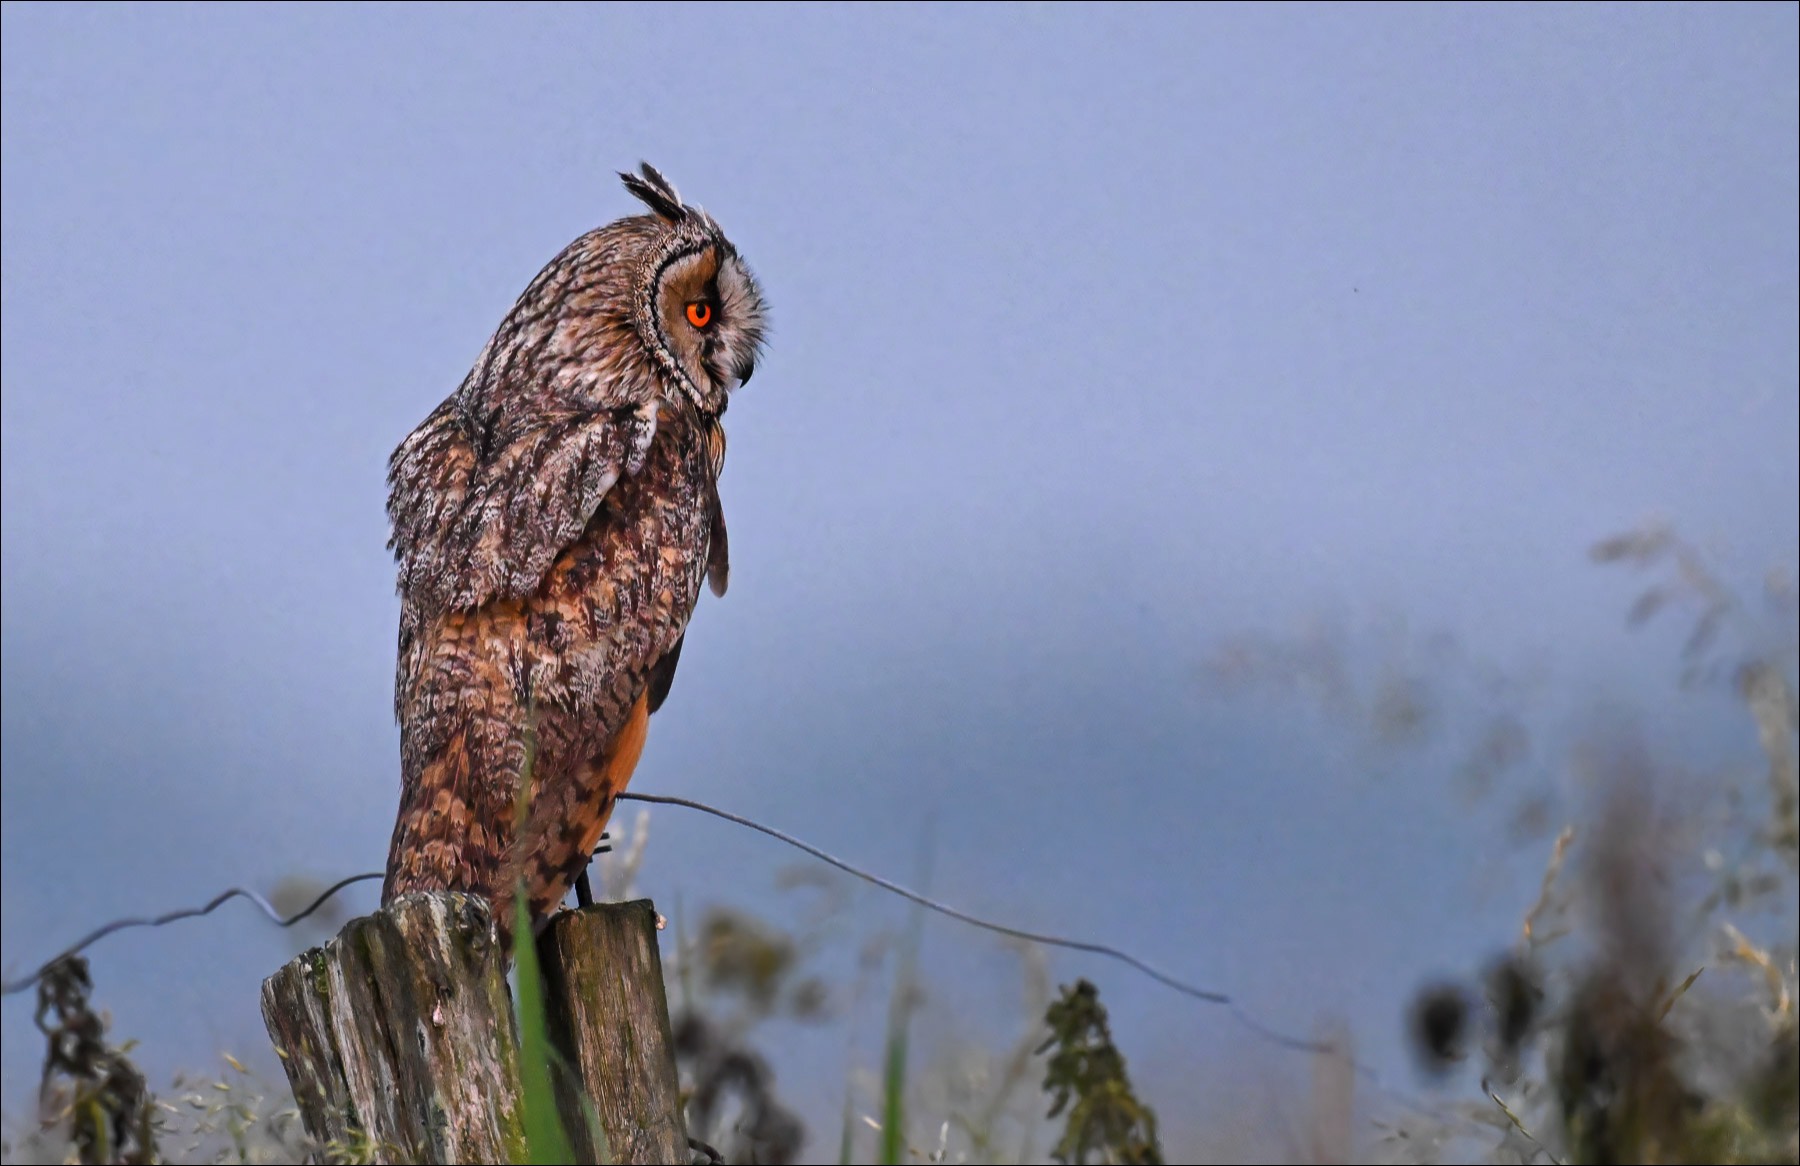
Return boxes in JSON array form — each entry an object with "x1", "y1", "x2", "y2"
[{"x1": 382, "y1": 398, "x2": 726, "y2": 933}]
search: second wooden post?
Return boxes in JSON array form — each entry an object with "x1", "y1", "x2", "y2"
[{"x1": 539, "y1": 898, "x2": 689, "y2": 1164}]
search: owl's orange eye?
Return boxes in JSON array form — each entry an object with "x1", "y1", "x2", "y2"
[{"x1": 686, "y1": 301, "x2": 713, "y2": 328}]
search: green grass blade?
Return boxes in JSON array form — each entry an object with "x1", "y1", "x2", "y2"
[
  {"x1": 879, "y1": 826, "x2": 933, "y2": 1166},
  {"x1": 879, "y1": 999, "x2": 909, "y2": 1166},
  {"x1": 550, "y1": 1040, "x2": 612, "y2": 1165},
  {"x1": 514, "y1": 890, "x2": 578, "y2": 1164},
  {"x1": 508, "y1": 718, "x2": 579, "y2": 1164},
  {"x1": 839, "y1": 1086, "x2": 856, "y2": 1166}
]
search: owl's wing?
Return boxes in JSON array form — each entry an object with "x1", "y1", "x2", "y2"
[
  {"x1": 645, "y1": 634, "x2": 685, "y2": 714},
  {"x1": 387, "y1": 396, "x2": 653, "y2": 614},
  {"x1": 701, "y1": 418, "x2": 730, "y2": 599},
  {"x1": 705, "y1": 493, "x2": 729, "y2": 598},
  {"x1": 642, "y1": 494, "x2": 722, "y2": 716}
]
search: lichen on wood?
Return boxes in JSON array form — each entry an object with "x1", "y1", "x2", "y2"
[
  {"x1": 261, "y1": 891, "x2": 528, "y2": 1164},
  {"x1": 262, "y1": 893, "x2": 687, "y2": 1164}
]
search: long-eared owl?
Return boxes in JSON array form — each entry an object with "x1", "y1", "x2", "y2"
[{"x1": 381, "y1": 164, "x2": 767, "y2": 941}]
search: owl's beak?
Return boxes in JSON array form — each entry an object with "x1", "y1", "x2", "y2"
[{"x1": 734, "y1": 354, "x2": 755, "y2": 389}]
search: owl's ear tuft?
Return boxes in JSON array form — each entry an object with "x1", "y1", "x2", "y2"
[{"x1": 620, "y1": 163, "x2": 686, "y2": 222}]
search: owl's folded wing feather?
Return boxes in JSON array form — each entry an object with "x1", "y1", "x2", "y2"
[{"x1": 387, "y1": 396, "x2": 653, "y2": 614}]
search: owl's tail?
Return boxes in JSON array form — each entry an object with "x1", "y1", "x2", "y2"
[
  {"x1": 381, "y1": 718, "x2": 517, "y2": 911},
  {"x1": 516, "y1": 689, "x2": 652, "y2": 931},
  {"x1": 381, "y1": 688, "x2": 653, "y2": 954}
]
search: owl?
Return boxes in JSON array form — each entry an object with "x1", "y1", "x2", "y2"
[{"x1": 380, "y1": 164, "x2": 767, "y2": 943}]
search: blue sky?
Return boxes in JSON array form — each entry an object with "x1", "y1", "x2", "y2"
[{"x1": 3, "y1": 2, "x2": 1795, "y2": 1155}]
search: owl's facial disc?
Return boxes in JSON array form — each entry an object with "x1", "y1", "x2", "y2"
[
  {"x1": 651, "y1": 242, "x2": 766, "y2": 412},
  {"x1": 711, "y1": 251, "x2": 766, "y2": 390},
  {"x1": 652, "y1": 247, "x2": 723, "y2": 410}
]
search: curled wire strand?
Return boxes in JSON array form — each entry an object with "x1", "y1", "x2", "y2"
[
  {"x1": 617, "y1": 793, "x2": 1341, "y2": 1060},
  {"x1": 0, "y1": 791, "x2": 1343, "y2": 1067},
  {"x1": 1, "y1": 873, "x2": 383, "y2": 998}
]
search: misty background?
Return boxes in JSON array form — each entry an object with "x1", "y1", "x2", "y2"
[{"x1": 3, "y1": 2, "x2": 1796, "y2": 1155}]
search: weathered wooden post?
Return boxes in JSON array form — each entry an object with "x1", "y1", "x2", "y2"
[
  {"x1": 262, "y1": 891, "x2": 687, "y2": 1165},
  {"x1": 538, "y1": 899, "x2": 688, "y2": 1164},
  {"x1": 261, "y1": 892, "x2": 527, "y2": 1163}
]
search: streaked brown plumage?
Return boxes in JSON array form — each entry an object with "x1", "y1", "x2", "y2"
[{"x1": 380, "y1": 165, "x2": 766, "y2": 943}]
